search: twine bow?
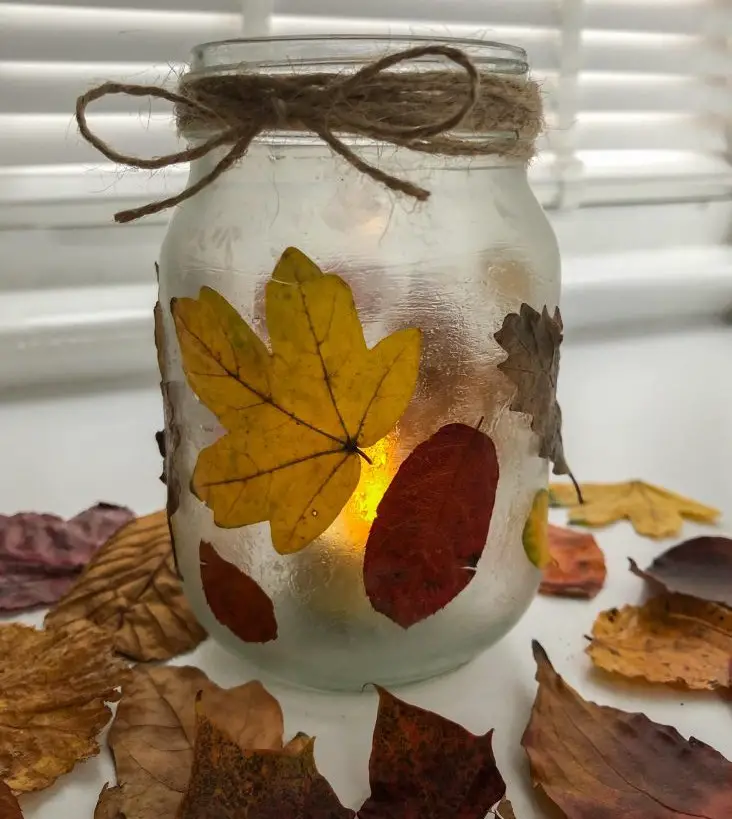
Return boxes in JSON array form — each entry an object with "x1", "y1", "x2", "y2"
[{"x1": 75, "y1": 45, "x2": 542, "y2": 223}]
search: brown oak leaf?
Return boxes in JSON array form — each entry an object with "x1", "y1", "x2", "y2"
[
  {"x1": 522, "y1": 641, "x2": 732, "y2": 818},
  {"x1": 45, "y1": 511, "x2": 206, "y2": 662},
  {"x1": 177, "y1": 697, "x2": 354, "y2": 819},
  {"x1": 588, "y1": 594, "x2": 732, "y2": 689},
  {"x1": 95, "y1": 666, "x2": 283, "y2": 819},
  {"x1": 0, "y1": 503, "x2": 134, "y2": 612},
  {"x1": 0, "y1": 781, "x2": 23, "y2": 819},
  {"x1": 630, "y1": 536, "x2": 732, "y2": 607},
  {"x1": 0, "y1": 620, "x2": 128, "y2": 793},
  {"x1": 539, "y1": 524, "x2": 606, "y2": 598},
  {"x1": 494, "y1": 304, "x2": 574, "y2": 483},
  {"x1": 358, "y1": 687, "x2": 505, "y2": 819}
]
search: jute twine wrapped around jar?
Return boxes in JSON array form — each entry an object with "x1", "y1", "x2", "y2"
[{"x1": 75, "y1": 45, "x2": 544, "y2": 224}]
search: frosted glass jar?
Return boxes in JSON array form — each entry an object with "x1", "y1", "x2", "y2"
[{"x1": 157, "y1": 36, "x2": 561, "y2": 691}]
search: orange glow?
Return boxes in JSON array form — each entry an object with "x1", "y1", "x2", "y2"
[{"x1": 346, "y1": 437, "x2": 397, "y2": 532}]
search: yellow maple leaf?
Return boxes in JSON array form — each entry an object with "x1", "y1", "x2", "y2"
[
  {"x1": 549, "y1": 480, "x2": 719, "y2": 539},
  {"x1": 172, "y1": 247, "x2": 421, "y2": 554},
  {"x1": 589, "y1": 594, "x2": 732, "y2": 689}
]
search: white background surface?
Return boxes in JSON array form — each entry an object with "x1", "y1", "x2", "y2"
[{"x1": 3, "y1": 323, "x2": 732, "y2": 818}]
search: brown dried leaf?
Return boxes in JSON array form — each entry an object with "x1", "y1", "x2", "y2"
[
  {"x1": 523, "y1": 641, "x2": 732, "y2": 818},
  {"x1": 0, "y1": 503, "x2": 134, "y2": 612},
  {"x1": 95, "y1": 666, "x2": 283, "y2": 819},
  {"x1": 539, "y1": 525, "x2": 606, "y2": 599},
  {"x1": 630, "y1": 536, "x2": 732, "y2": 607},
  {"x1": 45, "y1": 511, "x2": 206, "y2": 662},
  {"x1": 494, "y1": 304, "x2": 573, "y2": 478},
  {"x1": 0, "y1": 781, "x2": 23, "y2": 819},
  {"x1": 494, "y1": 799, "x2": 516, "y2": 819},
  {"x1": 177, "y1": 698, "x2": 354, "y2": 819},
  {"x1": 588, "y1": 594, "x2": 732, "y2": 689},
  {"x1": 0, "y1": 620, "x2": 128, "y2": 793}
]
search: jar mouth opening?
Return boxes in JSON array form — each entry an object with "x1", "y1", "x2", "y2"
[{"x1": 189, "y1": 35, "x2": 529, "y2": 78}]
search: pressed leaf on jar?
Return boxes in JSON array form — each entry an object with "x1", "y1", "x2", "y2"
[
  {"x1": 95, "y1": 666, "x2": 283, "y2": 819},
  {"x1": 171, "y1": 246, "x2": 421, "y2": 555},
  {"x1": 522, "y1": 641, "x2": 732, "y2": 818},
  {"x1": 199, "y1": 540, "x2": 278, "y2": 643},
  {"x1": 363, "y1": 423, "x2": 499, "y2": 628},
  {"x1": 588, "y1": 594, "x2": 732, "y2": 689},
  {"x1": 0, "y1": 620, "x2": 128, "y2": 794},
  {"x1": 358, "y1": 687, "x2": 506, "y2": 819},
  {"x1": 550, "y1": 480, "x2": 720, "y2": 539},
  {"x1": 0, "y1": 503, "x2": 134, "y2": 613},
  {"x1": 45, "y1": 511, "x2": 206, "y2": 662}
]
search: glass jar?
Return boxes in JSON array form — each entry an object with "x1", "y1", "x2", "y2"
[{"x1": 157, "y1": 36, "x2": 561, "y2": 691}]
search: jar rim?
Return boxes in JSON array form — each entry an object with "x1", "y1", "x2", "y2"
[{"x1": 189, "y1": 35, "x2": 529, "y2": 77}]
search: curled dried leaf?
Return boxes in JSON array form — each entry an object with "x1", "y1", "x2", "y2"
[
  {"x1": 630, "y1": 536, "x2": 732, "y2": 607},
  {"x1": 95, "y1": 666, "x2": 283, "y2": 819},
  {"x1": 588, "y1": 594, "x2": 732, "y2": 689},
  {"x1": 177, "y1": 698, "x2": 353, "y2": 819},
  {"x1": 0, "y1": 620, "x2": 128, "y2": 793},
  {"x1": 523, "y1": 641, "x2": 732, "y2": 818},
  {"x1": 0, "y1": 781, "x2": 23, "y2": 819},
  {"x1": 45, "y1": 511, "x2": 206, "y2": 662},
  {"x1": 540, "y1": 525, "x2": 606, "y2": 599}
]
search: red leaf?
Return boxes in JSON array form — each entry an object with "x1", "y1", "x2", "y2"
[
  {"x1": 200, "y1": 540, "x2": 277, "y2": 643},
  {"x1": 0, "y1": 781, "x2": 23, "y2": 819},
  {"x1": 363, "y1": 424, "x2": 499, "y2": 628},
  {"x1": 358, "y1": 687, "x2": 506, "y2": 819},
  {"x1": 540, "y1": 525, "x2": 606, "y2": 599},
  {"x1": 630, "y1": 536, "x2": 732, "y2": 607},
  {"x1": 522, "y1": 641, "x2": 732, "y2": 818},
  {"x1": 0, "y1": 503, "x2": 134, "y2": 612}
]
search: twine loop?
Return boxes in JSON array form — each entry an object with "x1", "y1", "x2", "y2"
[{"x1": 75, "y1": 44, "x2": 543, "y2": 223}]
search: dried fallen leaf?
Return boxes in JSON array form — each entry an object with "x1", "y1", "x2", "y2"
[
  {"x1": 0, "y1": 781, "x2": 22, "y2": 819},
  {"x1": 494, "y1": 304, "x2": 574, "y2": 481},
  {"x1": 522, "y1": 490, "x2": 551, "y2": 569},
  {"x1": 630, "y1": 536, "x2": 732, "y2": 607},
  {"x1": 45, "y1": 511, "x2": 206, "y2": 662},
  {"x1": 363, "y1": 423, "x2": 499, "y2": 628},
  {"x1": 522, "y1": 641, "x2": 732, "y2": 818},
  {"x1": 0, "y1": 620, "x2": 128, "y2": 793},
  {"x1": 0, "y1": 503, "x2": 134, "y2": 612},
  {"x1": 588, "y1": 594, "x2": 732, "y2": 689},
  {"x1": 172, "y1": 246, "x2": 421, "y2": 555},
  {"x1": 177, "y1": 696, "x2": 354, "y2": 819},
  {"x1": 200, "y1": 540, "x2": 278, "y2": 643},
  {"x1": 358, "y1": 687, "x2": 505, "y2": 819},
  {"x1": 95, "y1": 666, "x2": 283, "y2": 819},
  {"x1": 550, "y1": 480, "x2": 720, "y2": 539},
  {"x1": 494, "y1": 799, "x2": 516, "y2": 819},
  {"x1": 540, "y1": 524, "x2": 606, "y2": 598}
]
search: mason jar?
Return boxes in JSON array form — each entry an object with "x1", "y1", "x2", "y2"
[{"x1": 156, "y1": 36, "x2": 561, "y2": 691}]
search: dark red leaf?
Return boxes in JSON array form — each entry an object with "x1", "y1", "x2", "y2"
[
  {"x1": 358, "y1": 687, "x2": 505, "y2": 819},
  {"x1": 522, "y1": 641, "x2": 732, "y2": 818},
  {"x1": 200, "y1": 540, "x2": 277, "y2": 643},
  {"x1": 0, "y1": 503, "x2": 134, "y2": 612},
  {"x1": 363, "y1": 423, "x2": 499, "y2": 628},
  {"x1": 0, "y1": 780, "x2": 23, "y2": 819},
  {"x1": 540, "y1": 525, "x2": 606, "y2": 599},
  {"x1": 630, "y1": 536, "x2": 732, "y2": 607}
]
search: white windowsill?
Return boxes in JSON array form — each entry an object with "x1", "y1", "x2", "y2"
[{"x1": 1, "y1": 245, "x2": 730, "y2": 389}]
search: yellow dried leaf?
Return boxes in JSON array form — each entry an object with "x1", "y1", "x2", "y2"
[
  {"x1": 0, "y1": 620, "x2": 128, "y2": 793},
  {"x1": 522, "y1": 489, "x2": 551, "y2": 568},
  {"x1": 45, "y1": 511, "x2": 206, "y2": 662},
  {"x1": 550, "y1": 480, "x2": 719, "y2": 539},
  {"x1": 588, "y1": 594, "x2": 732, "y2": 689},
  {"x1": 95, "y1": 666, "x2": 283, "y2": 819},
  {"x1": 172, "y1": 246, "x2": 421, "y2": 554}
]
